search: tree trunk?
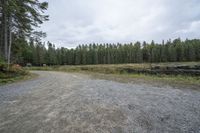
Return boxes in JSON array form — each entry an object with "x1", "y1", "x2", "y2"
[
  {"x1": 0, "y1": 5, "x2": 2, "y2": 57},
  {"x1": 3, "y1": 0, "x2": 8, "y2": 61},
  {"x1": 0, "y1": 1, "x2": 3, "y2": 58},
  {"x1": 7, "y1": 16, "x2": 12, "y2": 70}
]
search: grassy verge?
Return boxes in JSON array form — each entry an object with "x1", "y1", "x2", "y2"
[
  {"x1": 0, "y1": 63, "x2": 38, "y2": 85},
  {"x1": 76, "y1": 71, "x2": 200, "y2": 89},
  {"x1": 0, "y1": 72, "x2": 37, "y2": 85},
  {"x1": 27, "y1": 62, "x2": 200, "y2": 87},
  {"x1": 122, "y1": 73, "x2": 200, "y2": 86}
]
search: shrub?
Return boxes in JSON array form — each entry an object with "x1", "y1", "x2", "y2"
[{"x1": 10, "y1": 64, "x2": 28, "y2": 75}]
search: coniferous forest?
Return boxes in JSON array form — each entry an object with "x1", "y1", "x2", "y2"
[
  {"x1": 0, "y1": 0, "x2": 200, "y2": 66},
  {"x1": 7, "y1": 38, "x2": 200, "y2": 66},
  {"x1": 0, "y1": 0, "x2": 48, "y2": 66}
]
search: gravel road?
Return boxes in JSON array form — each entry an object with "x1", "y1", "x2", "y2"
[{"x1": 0, "y1": 71, "x2": 200, "y2": 133}]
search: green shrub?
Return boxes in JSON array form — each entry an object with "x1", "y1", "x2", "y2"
[{"x1": 0, "y1": 64, "x2": 28, "y2": 79}]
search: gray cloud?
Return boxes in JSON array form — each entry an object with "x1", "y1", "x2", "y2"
[{"x1": 40, "y1": 0, "x2": 200, "y2": 48}]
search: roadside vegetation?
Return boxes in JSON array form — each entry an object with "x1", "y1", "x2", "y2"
[
  {"x1": 0, "y1": 61, "x2": 31, "y2": 85},
  {"x1": 0, "y1": 0, "x2": 48, "y2": 85},
  {"x1": 28, "y1": 62, "x2": 200, "y2": 87}
]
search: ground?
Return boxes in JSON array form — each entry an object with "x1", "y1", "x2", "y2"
[{"x1": 0, "y1": 71, "x2": 200, "y2": 133}]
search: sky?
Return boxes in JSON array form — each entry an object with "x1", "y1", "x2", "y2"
[{"x1": 40, "y1": 0, "x2": 200, "y2": 48}]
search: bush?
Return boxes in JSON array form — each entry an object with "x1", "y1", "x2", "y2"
[
  {"x1": 9, "y1": 64, "x2": 28, "y2": 75},
  {"x1": 0, "y1": 63, "x2": 28, "y2": 79}
]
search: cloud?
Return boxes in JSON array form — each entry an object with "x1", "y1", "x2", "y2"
[{"x1": 40, "y1": 0, "x2": 200, "y2": 48}]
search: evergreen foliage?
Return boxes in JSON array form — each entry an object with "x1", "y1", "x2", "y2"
[{"x1": 10, "y1": 38, "x2": 200, "y2": 66}]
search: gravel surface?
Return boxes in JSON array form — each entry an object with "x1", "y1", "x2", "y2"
[{"x1": 0, "y1": 71, "x2": 200, "y2": 133}]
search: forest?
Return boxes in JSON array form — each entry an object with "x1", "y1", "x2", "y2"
[
  {"x1": 0, "y1": 0, "x2": 48, "y2": 67},
  {"x1": 6, "y1": 38, "x2": 200, "y2": 66},
  {"x1": 0, "y1": 0, "x2": 200, "y2": 67}
]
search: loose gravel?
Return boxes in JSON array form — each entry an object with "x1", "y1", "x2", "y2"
[{"x1": 0, "y1": 71, "x2": 200, "y2": 133}]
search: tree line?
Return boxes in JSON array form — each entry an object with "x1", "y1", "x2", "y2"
[
  {"x1": 1, "y1": 1, "x2": 200, "y2": 66},
  {"x1": 11, "y1": 38, "x2": 200, "y2": 66}
]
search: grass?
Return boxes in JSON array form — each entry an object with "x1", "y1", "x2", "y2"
[
  {"x1": 0, "y1": 72, "x2": 38, "y2": 85},
  {"x1": 27, "y1": 62, "x2": 200, "y2": 87},
  {"x1": 127, "y1": 73, "x2": 200, "y2": 85},
  {"x1": 87, "y1": 71, "x2": 200, "y2": 89},
  {"x1": 0, "y1": 66, "x2": 38, "y2": 86},
  {"x1": 29, "y1": 61, "x2": 200, "y2": 71}
]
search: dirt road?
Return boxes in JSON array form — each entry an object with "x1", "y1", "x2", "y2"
[{"x1": 0, "y1": 71, "x2": 200, "y2": 133}]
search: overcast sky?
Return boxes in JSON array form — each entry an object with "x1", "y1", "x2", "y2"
[{"x1": 40, "y1": 0, "x2": 200, "y2": 48}]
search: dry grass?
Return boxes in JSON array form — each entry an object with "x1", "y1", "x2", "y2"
[{"x1": 27, "y1": 62, "x2": 200, "y2": 87}]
